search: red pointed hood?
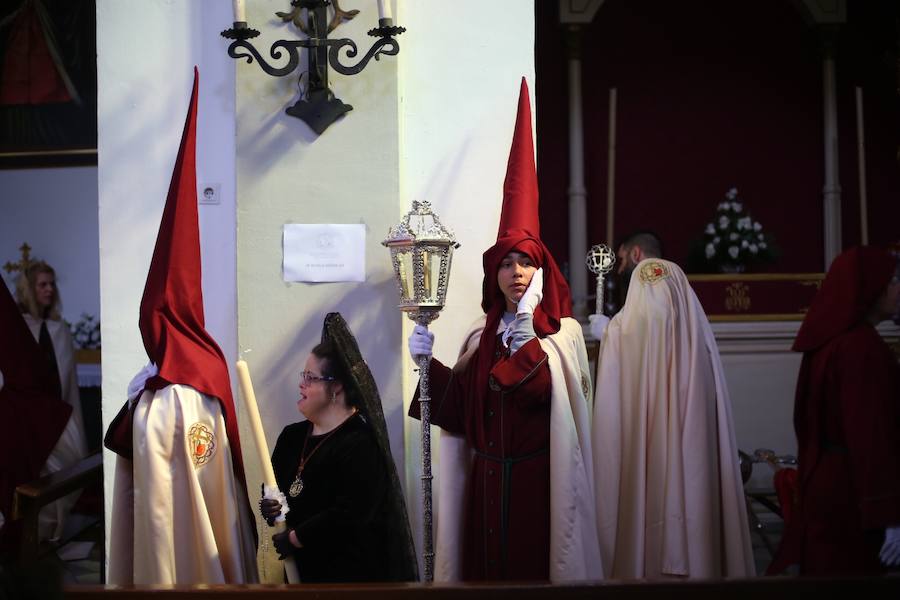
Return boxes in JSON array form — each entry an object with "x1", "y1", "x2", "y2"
[
  {"x1": 138, "y1": 68, "x2": 246, "y2": 482},
  {"x1": 481, "y1": 78, "x2": 572, "y2": 332},
  {"x1": 496, "y1": 77, "x2": 540, "y2": 238},
  {"x1": 473, "y1": 79, "x2": 573, "y2": 410},
  {"x1": 793, "y1": 246, "x2": 896, "y2": 352}
]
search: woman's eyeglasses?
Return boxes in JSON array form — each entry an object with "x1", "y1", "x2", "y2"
[{"x1": 300, "y1": 371, "x2": 335, "y2": 385}]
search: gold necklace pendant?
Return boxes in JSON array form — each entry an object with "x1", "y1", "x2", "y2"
[{"x1": 289, "y1": 474, "x2": 304, "y2": 497}]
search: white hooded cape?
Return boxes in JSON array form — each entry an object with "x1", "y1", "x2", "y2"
[{"x1": 592, "y1": 259, "x2": 754, "y2": 579}]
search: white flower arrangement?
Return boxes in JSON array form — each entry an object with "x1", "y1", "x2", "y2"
[
  {"x1": 71, "y1": 313, "x2": 101, "y2": 349},
  {"x1": 691, "y1": 188, "x2": 777, "y2": 273}
]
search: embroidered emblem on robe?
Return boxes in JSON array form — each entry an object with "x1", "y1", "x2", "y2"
[
  {"x1": 639, "y1": 261, "x2": 669, "y2": 284},
  {"x1": 188, "y1": 423, "x2": 216, "y2": 467},
  {"x1": 581, "y1": 373, "x2": 590, "y2": 397}
]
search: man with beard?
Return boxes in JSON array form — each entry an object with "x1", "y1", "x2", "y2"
[{"x1": 588, "y1": 231, "x2": 663, "y2": 342}]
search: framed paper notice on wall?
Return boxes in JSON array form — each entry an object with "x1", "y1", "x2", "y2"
[{"x1": 283, "y1": 223, "x2": 366, "y2": 283}]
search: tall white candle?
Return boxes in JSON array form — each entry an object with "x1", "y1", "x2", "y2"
[
  {"x1": 235, "y1": 360, "x2": 277, "y2": 486},
  {"x1": 377, "y1": 0, "x2": 392, "y2": 21},
  {"x1": 234, "y1": 359, "x2": 301, "y2": 584},
  {"x1": 233, "y1": 0, "x2": 246, "y2": 22},
  {"x1": 855, "y1": 86, "x2": 868, "y2": 245},
  {"x1": 606, "y1": 87, "x2": 617, "y2": 245}
]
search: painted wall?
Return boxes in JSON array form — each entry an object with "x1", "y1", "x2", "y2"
[
  {"x1": 397, "y1": 0, "x2": 536, "y2": 565},
  {"x1": 0, "y1": 167, "x2": 100, "y2": 326},
  {"x1": 232, "y1": 0, "x2": 535, "y2": 577}
]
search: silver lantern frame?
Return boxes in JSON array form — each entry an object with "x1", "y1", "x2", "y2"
[{"x1": 383, "y1": 200, "x2": 459, "y2": 582}]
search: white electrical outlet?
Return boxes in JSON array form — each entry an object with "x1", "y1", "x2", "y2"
[{"x1": 199, "y1": 183, "x2": 221, "y2": 205}]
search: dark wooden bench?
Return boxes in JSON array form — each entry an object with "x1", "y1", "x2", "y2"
[{"x1": 61, "y1": 577, "x2": 900, "y2": 600}]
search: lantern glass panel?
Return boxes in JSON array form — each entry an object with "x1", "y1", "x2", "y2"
[
  {"x1": 422, "y1": 249, "x2": 442, "y2": 302},
  {"x1": 397, "y1": 249, "x2": 414, "y2": 301}
]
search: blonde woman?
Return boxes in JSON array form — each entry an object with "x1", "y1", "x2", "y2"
[{"x1": 15, "y1": 261, "x2": 88, "y2": 540}]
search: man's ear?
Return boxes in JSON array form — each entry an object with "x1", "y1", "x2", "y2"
[{"x1": 630, "y1": 246, "x2": 643, "y2": 264}]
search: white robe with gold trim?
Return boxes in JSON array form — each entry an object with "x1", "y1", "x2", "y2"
[
  {"x1": 108, "y1": 384, "x2": 258, "y2": 584},
  {"x1": 592, "y1": 259, "x2": 754, "y2": 579}
]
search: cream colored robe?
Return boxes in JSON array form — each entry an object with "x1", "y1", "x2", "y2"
[
  {"x1": 435, "y1": 316, "x2": 604, "y2": 582},
  {"x1": 592, "y1": 259, "x2": 754, "y2": 579},
  {"x1": 108, "y1": 384, "x2": 258, "y2": 584}
]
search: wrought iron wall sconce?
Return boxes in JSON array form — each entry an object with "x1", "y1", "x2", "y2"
[{"x1": 221, "y1": 1, "x2": 405, "y2": 135}]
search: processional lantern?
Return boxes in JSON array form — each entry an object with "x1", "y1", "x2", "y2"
[{"x1": 383, "y1": 200, "x2": 459, "y2": 582}]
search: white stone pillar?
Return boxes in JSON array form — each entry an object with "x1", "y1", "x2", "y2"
[{"x1": 565, "y1": 27, "x2": 589, "y2": 319}]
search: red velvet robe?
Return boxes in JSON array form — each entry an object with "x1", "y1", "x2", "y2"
[
  {"x1": 774, "y1": 246, "x2": 900, "y2": 576},
  {"x1": 411, "y1": 333, "x2": 551, "y2": 580},
  {"x1": 788, "y1": 323, "x2": 900, "y2": 574}
]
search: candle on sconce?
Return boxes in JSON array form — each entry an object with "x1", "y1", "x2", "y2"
[
  {"x1": 376, "y1": 0, "x2": 392, "y2": 22},
  {"x1": 233, "y1": 0, "x2": 246, "y2": 23}
]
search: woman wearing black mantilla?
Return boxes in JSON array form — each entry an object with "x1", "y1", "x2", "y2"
[{"x1": 259, "y1": 313, "x2": 418, "y2": 583}]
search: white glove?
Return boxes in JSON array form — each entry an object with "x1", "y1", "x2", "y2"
[
  {"x1": 408, "y1": 325, "x2": 434, "y2": 361},
  {"x1": 262, "y1": 483, "x2": 290, "y2": 524},
  {"x1": 503, "y1": 314, "x2": 536, "y2": 354},
  {"x1": 127, "y1": 362, "x2": 158, "y2": 401},
  {"x1": 516, "y1": 267, "x2": 544, "y2": 316},
  {"x1": 880, "y1": 525, "x2": 900, "y2": 566},
  {"x1": 588, "y1": 314, "x2": 610, "y2": 342}
]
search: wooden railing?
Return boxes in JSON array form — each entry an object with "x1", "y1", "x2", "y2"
[{"x1": 11, "y1": 451, "x2": 103, "y2": 563}]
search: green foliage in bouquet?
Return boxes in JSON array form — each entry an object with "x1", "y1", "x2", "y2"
[{"x1": 687, "y1": 188, "x2": 778, "y2": 273}]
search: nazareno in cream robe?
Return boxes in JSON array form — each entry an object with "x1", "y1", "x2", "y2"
[
  {"x1": 108, "y1": 384, "x2": 257, "y2": 584},
  {"x1": 592, "y1": 258, "x2": 754, "y2": 579}
]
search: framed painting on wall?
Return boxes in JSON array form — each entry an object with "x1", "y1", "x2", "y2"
[{"x1": 0, "y1": 0, "x2": 97, "y2": 169}]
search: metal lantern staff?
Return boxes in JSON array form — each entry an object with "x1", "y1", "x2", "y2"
[
  {"x1": 586, "y1": 243, "x2": 616, "y2": 315},
  {"x1": 382, "y1": 200, "x2": 459, "y2": 582}
]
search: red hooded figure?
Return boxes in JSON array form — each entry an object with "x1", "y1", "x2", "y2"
[
  {"x1": 0, "y1": 281, "x2": 74, "y2": 554},
  {"x1": 772, "y1": 246, "x2": 900, "y2": 575},
  {"x1": 104, "y1": 69, "x2": 258, "y2": 585},
  {"x1": 408, "y1": 78, "x2": 602, "y2": 582}
]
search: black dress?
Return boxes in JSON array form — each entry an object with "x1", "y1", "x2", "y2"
[{"x1": 271, "y1": 414, "x2": 391, "y2": 582}]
